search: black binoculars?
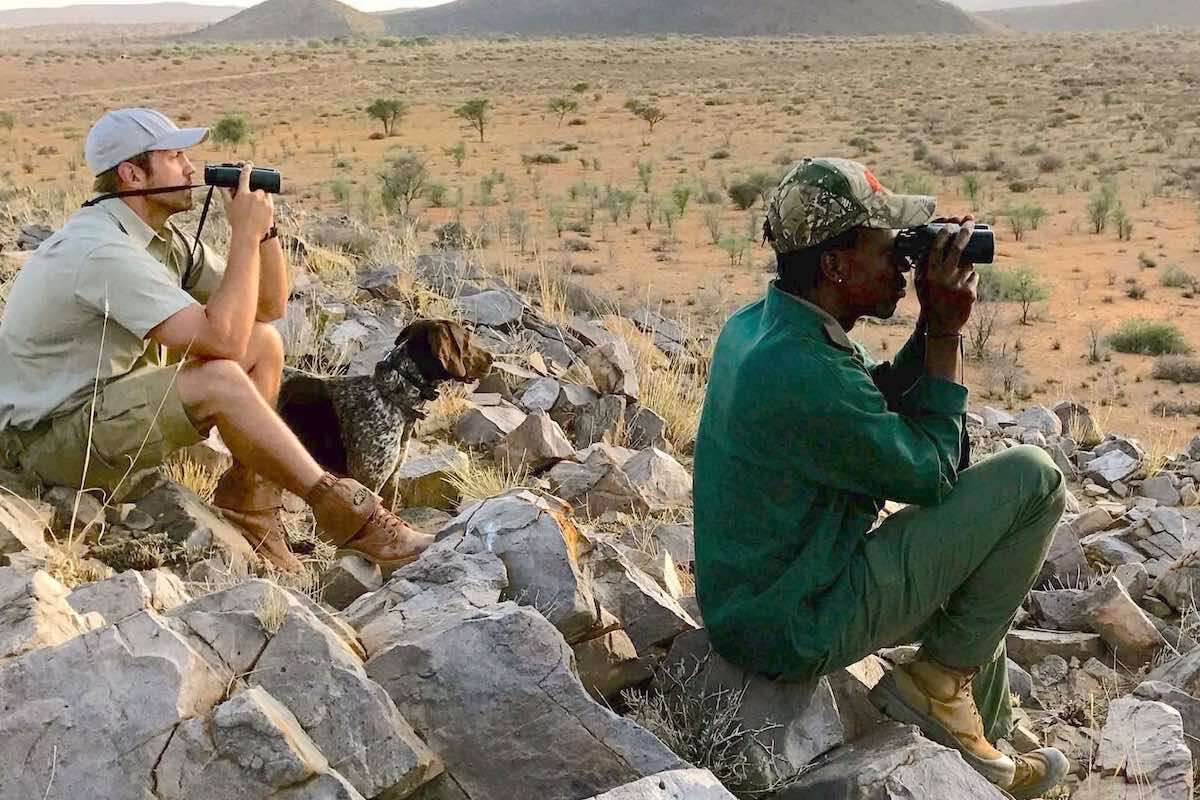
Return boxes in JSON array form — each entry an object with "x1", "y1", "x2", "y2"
[
  {"x1": 894, "y1": 223, "x2": 995, "y2": 268},
  {"x1": 204, "y1": 163, "x2": 282, "y2": 194}
]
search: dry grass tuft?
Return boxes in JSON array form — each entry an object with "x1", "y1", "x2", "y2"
[
  {"x1": 445, "y1": 455, "x2": 530, "y2": 507},
  {"x1": 164, "y1": 454, "x2": 218, "y2": 502},
  {"x1": 254, "y1": 584, "x2": 289, "y2": 636},
  {"x1": 602, "y1": 315, "x2": 705, "y2": 452},
  {"x1": 44, "y1": 542, "x2": 107, "y2": 589},
  {"x1": 623, "y1": 656, "x2": 790, "y2": 797}
]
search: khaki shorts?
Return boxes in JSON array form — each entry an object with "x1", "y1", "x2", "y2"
[{"x1": 0, "y1": 365, "x2": 205, "y2": 501}]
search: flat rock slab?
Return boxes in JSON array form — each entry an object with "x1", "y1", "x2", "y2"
[
  {"x1": 366, "y1": 602, "x2": 684, "y2": 800},
  {"x1": 778, "y1": 722, "x2": 1009, "y2": 799},
  {"x1": 1006, "y1": 629, "x2": 1105, "y2": 667},
  {"x1": 1095, "y1": 695, "x2": 1193, "y2": 800},
  {"x1": 0, "y1": 610, "x2": 228, "y2": 799},
  {"x1": 581, "y1": 769, "x2": 736, "y2": 799},
  {"x1": 437, "y1": 490, "x2": 597, "y2": 640}
]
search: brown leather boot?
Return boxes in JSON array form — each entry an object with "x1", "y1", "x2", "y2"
[
  {"x1": 304, "y1": 473, "x2": 433, "y2": 575},
  {"x1": 213, "y1": 463, "x2": 304, "y2": 574}
]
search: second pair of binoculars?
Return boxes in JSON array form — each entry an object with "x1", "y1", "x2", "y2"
[{"x1": 894, "y1": 222, "x2": 995, "y2": 267}]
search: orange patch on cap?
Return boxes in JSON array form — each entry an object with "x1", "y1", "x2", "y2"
[{"x1": 864, "y1": 169, "x2": 884, "y2": 194}]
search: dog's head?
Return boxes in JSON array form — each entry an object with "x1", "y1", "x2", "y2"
[{"x1": 376, "y1": 319, "x2": 493, "y2": 399}]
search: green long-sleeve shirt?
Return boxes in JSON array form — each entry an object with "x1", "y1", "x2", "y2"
[{"x1": 693, "y1": 282, "x2": 969, "y2": 678}]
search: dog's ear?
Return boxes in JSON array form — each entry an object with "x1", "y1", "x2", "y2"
[{"x1": 425, "y1": 320, "x2": 471, "y2": 380}]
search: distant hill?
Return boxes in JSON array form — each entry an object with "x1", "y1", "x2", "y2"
[
  {"x1": 983, "y1": 0, "x2": 1200, "y2": 30},
  {"x1": 0, "y1": 2, "x2": 240, "y2": 29},
  {"x1": 383, "y1": 0, "x2": 991, "y2": 37},
  {"x1": 952, "y1": 0, "x2": 1077, "y2": 9},
  {"x1": 186, "y1": 0, "x2": 385, "y2": 40}
]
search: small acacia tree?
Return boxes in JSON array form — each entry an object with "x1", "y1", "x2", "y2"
[
  {"x1": 455, "y1": 99, "x2": 490, "y2": 143},
  {"x1": 379, "y1": 153, "x2": 429, "y2": 218},
  {"x1": 0, "y1": 111, "x2": 14, "y2": 139},
  {"x1": 548, "y1": 97, "x2": 578, "y2": 127},
  {"x1": 625, "y1": 99, "x2": 666, "y2": 144},
  {"x1": 211, "y1": 114, "x2": 250, "y2": 148},
  {"x1": 366, "y1": 98, "x2": 407, "y2": 137},
  {"x1": 1009, "y1": 266, "x2": 1050, "y2": 325}
]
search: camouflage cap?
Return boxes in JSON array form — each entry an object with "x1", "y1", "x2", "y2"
[{"x1": 764, "y1": 157, "x2": 936, "y2": 254}]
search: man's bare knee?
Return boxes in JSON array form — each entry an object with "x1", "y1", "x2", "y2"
[
  {"x1": 249, "y1": 322, "x2": 284, "y2": 364},
  {"x1": 177, "y1": 358, "x2": 255, "y2": 427}
]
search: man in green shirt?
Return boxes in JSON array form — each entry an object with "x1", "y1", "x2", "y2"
[{"x1": 693, "y1": 158, "x2": 1068, "y2": 798}]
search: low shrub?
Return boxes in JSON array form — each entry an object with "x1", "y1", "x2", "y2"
[{"x1": 1106, "y1": 318, "x2": 1190, "y2": 356}]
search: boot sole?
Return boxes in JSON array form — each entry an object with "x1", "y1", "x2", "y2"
[
  {"x1": 334, "y1": 548, "x2": 419, "y2": 578},
  {"x1": 869, "y1": 672, "x2": 1016, "y2": 787}
]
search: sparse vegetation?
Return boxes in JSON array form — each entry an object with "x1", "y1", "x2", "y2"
[{"x1": 1152, "y1": 356, "x2": 1200, "y2": 384}]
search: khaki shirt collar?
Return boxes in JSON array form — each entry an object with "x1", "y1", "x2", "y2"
[
  {"x1": 764, "y1": 282, "x2": 855, "y2": 353},
  {"x1": 98, "y1": 197, "x2": 167, "y2": 252}
]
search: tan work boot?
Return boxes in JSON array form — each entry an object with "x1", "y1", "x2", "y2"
[
  {"x1": 305, "y1": 473, "x2": 433, "y2": 575},
  {"x1": 1006, "y1": 749, "x2": 1071, "y2": 800},
  {"x1": 869, "y1": 657, "x2": 1016, "y2": 787},
  {"x1": 213, "y1": 463, "x2": 304, "y2": 574}
]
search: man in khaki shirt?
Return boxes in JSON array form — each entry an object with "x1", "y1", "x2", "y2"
[{"x1": 0, "y1": 108, "x2": 431, "y2": 574}]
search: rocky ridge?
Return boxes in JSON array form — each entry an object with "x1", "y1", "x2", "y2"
[{"x1": 2, "y1": 216, "x2": 1200, "y2": 798}]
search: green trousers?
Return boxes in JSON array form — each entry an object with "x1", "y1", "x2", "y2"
[{"x1": 821, "y1": 444, "x2": 1066, "y2": 741}]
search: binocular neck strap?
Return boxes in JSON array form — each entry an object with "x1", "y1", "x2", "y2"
[
  {"x1": 80, "y1": 183, "x2": 214, "y2": 292},
  {"x1": 80, "y1": 184, "x2": 196, "y2": 207}
]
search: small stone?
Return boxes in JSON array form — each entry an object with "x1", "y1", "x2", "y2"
[
  {"x1": 1014, "y1": 406, "x2": 1063, "y2": 436},
  {"x1": 493, "y1": 410, "x2": 576, "y2": 471},
  {"x1": 520, "y1": 377, "x2": 561, "y2": 413},
  {"x1": 321, "y1": 556, "x2": 383, "y2": 611},
  {"x1": 622, "y1": 448, "x2": 692, "y2": 510},
  {"x1": 1141, "y1": 474, "x2": 1182, "y2": 507},
  {"x1": 981, "y1": 406, "x2": 1015, "y2": 427},
  {"x1": 390, "y1": 446, "x2": 469, "y2": 510},
  {"x1": 1083, "y1": 575, "x2": 1165, "y2": 666},
  {"x1": 1030, "y1": 654, "x2": 1070, "y2": 687},
  {"x1": 1073, "y1": 507, "x2": 1116, "y2": 537},
  {"x1": 453, "y1": 403, "x2": 526, "y2": 449},
  {"x1": 455, "y1": 289, "x2": 524, "y2": 327},
  {"x1": 573, "y1": 395, "x2": 628, "y2": 448},
  {"x1": 1087, "y1": 450, "x2": 1142, "y2": 488},
  {"x1": 585, "y1": 340, "x2": 639, "y2": 398}
]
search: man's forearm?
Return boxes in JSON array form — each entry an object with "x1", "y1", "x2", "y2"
[
  {"x1": 256, "y1": 237, "x2": 288, "y2": 321},
  {"x1": 204, "y1": 229, "x2": 262, "y2": 356}
]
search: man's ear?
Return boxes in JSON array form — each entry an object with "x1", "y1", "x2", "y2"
[
  {"x1": 117, "y1": 160, "x2": 146, "y2": 189},
  {"x1": 820, "y1": 249, "x2": 846, "y2": 286}
]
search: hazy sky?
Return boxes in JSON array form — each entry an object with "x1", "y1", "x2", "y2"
[
  {"x1": 0, "y1": 0, "x2": 1073, "y2": 11},
  {"x1": 0, "y1": 0, "x2": 453, "y2": 9}
]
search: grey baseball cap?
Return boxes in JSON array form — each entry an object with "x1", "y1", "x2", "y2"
[{"x1": 84, "y1": 108, "x2": 209, "y2": 176}]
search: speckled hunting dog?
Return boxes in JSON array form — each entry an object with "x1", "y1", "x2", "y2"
[{"x1": 278, "y1": 319, "x2": 493, "y2": 493}]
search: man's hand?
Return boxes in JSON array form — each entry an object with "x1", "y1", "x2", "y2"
[
  {"x1": 915, "y1": 216, "x2": 978, "y2": 336},
  {"x1": 220, "y1": 162, "x2": 274, "y2": 243}
]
